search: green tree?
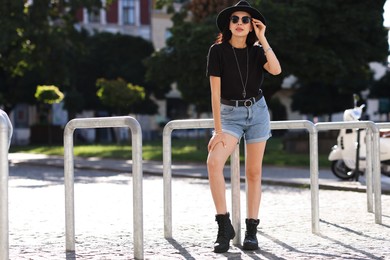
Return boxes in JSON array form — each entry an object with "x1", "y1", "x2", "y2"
[
  {"x1": 35, "y1": 85, "x2": 64, "y2": 105},
  {"x1": 96, "y1": 77, "x2": 146, "y2": 142},
  {"x1": 34, "y1": 84, "x2": 64, "y2": 123},
  {"x1": 34, "y1": 85, "x2": 64, "y2": 144},
  {"x1": 0, "y1": 0, "x2": 105, "y2": 113},
  {"x1": 96, "y1": 78, "x2": 145, "y2": 115},
  {"x1": 74, "y1": 32, "x2": 157, "y2": 114},
  {"x1": 1, "y1": 0, "x2": 156, "y2": 117}
]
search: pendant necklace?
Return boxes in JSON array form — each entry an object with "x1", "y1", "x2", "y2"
[{"x1": 232, "y1": 46, "x2": 249, "y2": 98}]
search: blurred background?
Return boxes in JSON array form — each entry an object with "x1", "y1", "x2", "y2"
[{"x1": 1, "y1": 0, "x2": 390, "y2": 149}]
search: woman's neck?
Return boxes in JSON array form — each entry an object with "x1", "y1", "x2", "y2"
[{"x1": 229, "y1": 36, "x2": 247, "y2": 49}]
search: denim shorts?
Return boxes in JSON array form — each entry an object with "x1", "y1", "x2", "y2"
[{"x1": 220, "y1": 97, "x2": 271, "y2": 143}]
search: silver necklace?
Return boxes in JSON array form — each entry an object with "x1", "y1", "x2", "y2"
[{"x1": 232, "y1": 46, "x2": 249, "y2": 98}]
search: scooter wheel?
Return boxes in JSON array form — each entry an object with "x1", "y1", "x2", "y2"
[{"x1": 331, "y1": 160, "x2": 355, "y2": 180}]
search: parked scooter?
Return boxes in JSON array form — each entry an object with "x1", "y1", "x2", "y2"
[{"x1": 328, "y1": 102, "x2": 390, "y2": 180}]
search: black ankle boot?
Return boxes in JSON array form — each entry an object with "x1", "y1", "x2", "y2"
[
  {"x1": 214, "y1": 212, "x2": 235, "y2": 253},
  {"x1": 243, "y1": 218, "x2": 260, "y2": 250}
]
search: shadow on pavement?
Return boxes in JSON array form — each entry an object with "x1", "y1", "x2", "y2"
[
  {"x1": 165, "y1": 238, "x2": 196, "y2": 260},
  {"x1": 320, "y1": 219, "x2": 390, "y2": 239},
  {"x1": 65, "y1": 251, "x2": 76, "y2": 260},
  {"x1": 318, "y1": 234, "x2": 383, "y2": 259},
  {"x1": 241, "y1": 248, "x2": 282, "y2": 260},
  {"x1": 258, "y1": 231, "x2": 340, "y2": 259}
]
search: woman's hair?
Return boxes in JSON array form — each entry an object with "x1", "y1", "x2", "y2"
[{"x1": 215, "y1": 25, "x2": 258, "y2": 46}]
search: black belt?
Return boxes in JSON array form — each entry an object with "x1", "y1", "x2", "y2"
[{"x1": 220, "y1": 93, "x2": 263, "y2": 107}]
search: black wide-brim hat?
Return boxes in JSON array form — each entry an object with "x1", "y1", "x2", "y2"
[{"x1": 216, "y1": 0, "x2": 266, "y2": 32}]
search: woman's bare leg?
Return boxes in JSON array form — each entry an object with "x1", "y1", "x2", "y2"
[
  {"x1": 245, "y1": 141, "x2": 267, "y2": 219},
  {"x1": 207, "y1": 133, "x2": 239, "y2": 214}
]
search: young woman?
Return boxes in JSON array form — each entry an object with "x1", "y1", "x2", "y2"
[{"x1": 206, "y1": 0, "x2": 281, "y2": 253}]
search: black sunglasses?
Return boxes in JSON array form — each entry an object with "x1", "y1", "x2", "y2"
[{"x1": 230, "y1": 15, "x2": 252, "y2": 24}]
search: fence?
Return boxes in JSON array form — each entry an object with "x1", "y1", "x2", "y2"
[
  {"x1": 163, "y1": 119, "x2": 319, "y2": 245},
  {"x1": 63, "y1": 116, "x2": 144, "y2": 259},
  {"x1": 0, "y1": 110, "x2": 13, "y2": 260}
]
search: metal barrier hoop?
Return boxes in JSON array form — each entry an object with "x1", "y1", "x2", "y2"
[
  {"x1": 0, "y1": 110, "x2": 12, "y2": 260},
  {"x1": 63, "y1": 116, "x2": 144, "y2": 259},
  {"x1": 163, "y1": 119, "x2": 320, "y2": 245},
  {"x1": 315, "y1": 121, "x2": 382, "y2": 224},
  {"x1": 163, "y1": 119, "x2": 243, "y2": 243}
]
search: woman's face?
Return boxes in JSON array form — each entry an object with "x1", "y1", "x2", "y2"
[{"x1": 229, "y1": 11, "x2": 252, "y2": 38}]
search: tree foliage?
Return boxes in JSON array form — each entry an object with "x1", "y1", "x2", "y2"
[
  {"x1": 1, "y1": 1, "x2": 156, "y2": 117},
  {"x1": 75, "y1": 32, "x2": 157, "y2": 114},
  {"x1": 256, "y1": 0, "x2": 388, "y2": 116},
  {"x1": 34, "y1": 84, "x2": 64, "y2": 126},
  {"x1": 96, "y1": 78, "x2": 145, "y2": 114},
  {"x1": 35, "y1": 85, "x2": 64, "y2": 104},
  {"x1": 0, "y1": 0, "x2": 104, "y2": 113}
]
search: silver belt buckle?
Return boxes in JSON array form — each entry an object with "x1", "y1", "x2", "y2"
[{"x1": 244, "y1": 99, "x2": 252, "y2": 107}]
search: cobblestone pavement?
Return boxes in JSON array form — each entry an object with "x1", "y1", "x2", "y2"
[{"x1": 8, "y1": 164, "x2": 390, "y2": 259}]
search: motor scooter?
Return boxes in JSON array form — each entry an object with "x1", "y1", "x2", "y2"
[{"x1": 328, "y1": 103, "x2": 390, "y2": 180}]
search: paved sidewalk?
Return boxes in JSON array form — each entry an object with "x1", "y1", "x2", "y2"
[
  {"x1": 7, "y1": 162, "x2": 390, "y2": 259},
  {"x1": 8, "y1": 152, "x2": 390, "y2": 194}
]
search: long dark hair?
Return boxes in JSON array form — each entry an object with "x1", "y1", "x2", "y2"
[{"x1": 215, "y1": 25, "x2": 258, "y2": 46}]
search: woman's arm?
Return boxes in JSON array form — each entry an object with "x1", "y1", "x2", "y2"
[
  {"x1": 251, "y1": 18, "x2": 282, "y2": 75},
  {"x1": 210, "y1": 76, "x2": 222, "y2": 133},
  {"x1": 208, "y1": 76, "x2": 226, "y2": 151},
  {"x1": 261, "y1": 38, "x2": 282, "y2": 75}
]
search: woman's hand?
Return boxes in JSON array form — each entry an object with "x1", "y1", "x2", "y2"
[
  {"x1": 252, "y1": 18, "x2": 266, "y2": 41},
  {"x1": 208, "y1": 132, "x2": 226, "y2": 152}
]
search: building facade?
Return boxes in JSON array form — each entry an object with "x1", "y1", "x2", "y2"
[{"x1": 76, "y1": 0, "x2": 151, "y2": 40}]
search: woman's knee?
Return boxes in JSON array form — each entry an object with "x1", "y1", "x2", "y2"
[
  {"x1": 207, "y1": 154, "x2": 225, "y2": 172},
  {"x1": 246, "y1": 167, "x2": 262, "y2": 182}
]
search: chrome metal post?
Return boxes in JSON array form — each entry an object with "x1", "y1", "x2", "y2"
[
  {"x1": 64, "y1": 116, "x2": 143, "y2": 259},
  {"x1": 0, "y1": 110, "x2": 12, "y2": 260},
  {"x1": 231, "y1": 145, "x2": 241, "y2": 245}
]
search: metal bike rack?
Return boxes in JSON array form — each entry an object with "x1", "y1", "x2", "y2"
[
  {"x1": 64, "y1": 116, "x2": 144, "y2": 259},
  {"x1": 163, "y1": 119, "x2": 319, "y2": 246},
  {"x1": 163, "y1": 119, "x2": 243, "y2": 244},
  {"x1": 0, "y1": 110, "x2": 13, "y2": 260},
  {"x1": 315, "y1": 121, "x2": 382, "y2": 224}
]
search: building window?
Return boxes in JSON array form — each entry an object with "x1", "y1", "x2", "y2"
[
  {"x1": 122, "y1": 0, "x2": 135, "y2": 25},
  {"x1": 88, "y1": 7, "x2": 101, "y2": 23}
]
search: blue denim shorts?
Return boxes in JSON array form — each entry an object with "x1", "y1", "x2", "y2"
[{"x1": 220, "y1": 97, "x2": 271, "y2": 143}]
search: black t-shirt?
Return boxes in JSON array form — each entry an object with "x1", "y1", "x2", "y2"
[{"x1": 206, "y1": 41, "x2": 267, "y2": 100}]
